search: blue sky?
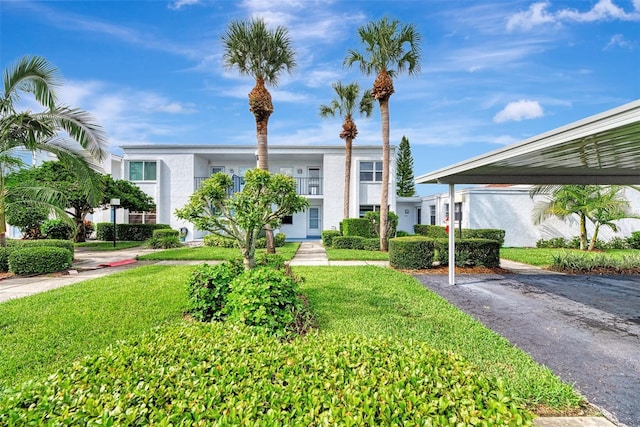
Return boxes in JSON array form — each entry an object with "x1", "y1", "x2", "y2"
[{"x1": 2, "y1": 0, "x2": 639, "y2": 195}]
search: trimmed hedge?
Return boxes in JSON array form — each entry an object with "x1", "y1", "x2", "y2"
[
  {"x1": 628, "y1": 231, "x2": 640, "y2": 249},
  {"x1": 342, "y1": 218, "x2": 373, "y2": 238},
  {"x1": 321, "y1": 230, "x2": 341, "y2": 247},
  {"x1": 389, "y1": 236, "x2": 436, "y2": 269},
  {"x1": 96, "y1": 223, "x2": 171, "y2": 241},
  {"x1": 362, "y1": 237, "x2": 380, "y2": 251},
  {"x1": 414, "y1": 224, "x2": 447, "y2": 238},
  {"x1": 463, "y1": 229, "x2": 505, "y2": 246},
  {"x1": 332, "y1": 236, "x2": 365, "y2": 250},
  {"x1": 435, "y1": 239, "x2": 501, "y2": 268},
  {"x1": 153, "y1": 229, "x2": 179, "y2": 238},
  {"x1": 7, "y1": 239, "x2": 74, "y2": 257},
  {"x1": 0, "y1": 247, "x2": 12, "y2": 272},
  {"x1": 256, "y1": 233, "x2": 286, "y2": 249},
  {"x1": 0, "y1": 322, "x2": 533, "y2": 426},
  {"x1": 8, "y1": 247, "x2": 73, "y2": 275}
]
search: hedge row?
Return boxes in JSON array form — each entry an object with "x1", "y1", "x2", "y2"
[
  {"x1": 203, "y1": 233, "x2": 286, "y2": 249},
  {"x1": 96, "y1": 223, "x2": 171, "y2": 241},
  {"x1": 0, "y1": 322, "x2": 533, "y2": 426},
  {"x1": 414, "y1": 225, "x2": 505, "y2": 246},
  {"x1": 332, "y1": 236, "x2": 380, "y2": 251},
  {"x1": 389, "y1": 236, "x2": 501, "y2": 269},
  {"x1": 1, "y1": 240, "x2": 75, "y2": 274}
]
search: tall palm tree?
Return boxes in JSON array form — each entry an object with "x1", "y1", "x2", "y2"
[
  {"x1": 319, "y1": 81, "x2": 373, "y2": 219},
  {"x1": 222, "y1": 18, "x2": 296, "y2": 253},
  {"x1": 0, "y1": 55, "x2": 108, "y2": 246},
  {"x1": 530, "y1": 184, "x2": 638, "y2": 251},
  {"x1": 344, "y1": 17, "x2": 421, "y2": 251}
]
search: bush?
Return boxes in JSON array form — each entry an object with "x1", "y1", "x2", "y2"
[
  {"x1": 342, "y1": 218, "x2": 373, "y2": 238},
  {"x1": 225, "y1": 267, "x2": 301, "y2": 336},
  {"x1": 551, "y1": 251, "x2": 640, "y2": 273},
  {"x1": 536, "y1": 237, "x2": 568, "y2": 248},
  {"x1": 146, "y1": 235, "x2": 182, "y2": 249},
  {"x1": 8, "y1": 247, "x2": 73, "y2": 275},
  {"x1": 321, "y1": 230, "x2": 341, "y2": 247},
  {"x1": 0, "y1": 247, "x2": 13, "y2": 272},
  {"x1": 603, "y1": 237, "x2": 629, "y2": 250},
  {"x1": 203, "y1": 234, "x2": 237, "y2": 248},
  {"x1": 332, "y1": 236, "x2": 365, "y2": 250},
  {"x1": 187, "y1": 261, "x2": 244, "y2": 322},
  {"x1": 7, "y1": 239, "x2": 74, "y2": 257},
  {"x1": 362, "y1": 237, "x2": 380, "y2": 251},
  {"x1": 628, "y1": 231, "x2": 640, "y2": 249},
  {"x1": 463, "y1": 228, "x2": 505, "y2": 246},
  {"x1": 256, "y1": 232, "x2": 286, "y2": 249},
  {"x1": 153, "y1": 229, "x2": 179, "y2": 238},
  {"x1": 40, "y1": 219, "x2": 74, "y2": 240},
  {"x1": 365, "y1": 211, "x2": 398, "y2": 239},
  {"x1": 96, "y1": 223, "x2": 171, "y2": 241},
  {"x1": 0, "y1": 322, "x2": 533, "y2": 426},
  {"x1": 414, "y1": 224, "x2": 447, "y2": 238},
  {"x1": 389, "y1": 236, "x2": 435, "y2": 269},
  {"x1": 435, "y1": 239, "x2": 501, "y2": 268},
  {"x1": 396, "y1": 230, "x2": 410, "y2": 237}
]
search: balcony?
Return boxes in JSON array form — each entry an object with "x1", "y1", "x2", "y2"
[{"x1": 194, "y1": 175, "x2": 323, "y2": 196}]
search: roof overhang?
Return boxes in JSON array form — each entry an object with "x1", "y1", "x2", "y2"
[{"x1": 415, "y1": 100, "x2": 640, "y2": 185}]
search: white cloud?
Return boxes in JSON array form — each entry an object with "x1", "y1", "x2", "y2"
[
  {"x1": 507, "y1": 0, "x2": 640, "y2": 31},
  {"x1": 168, "y1": 0, "x2": 201, "y2": 10},
  {"x1": 493, "y1": 100, "x2": 544, "y2": 123},
  {"x1": 605, "y1": 34, "x2": 634, "y2": 49}
]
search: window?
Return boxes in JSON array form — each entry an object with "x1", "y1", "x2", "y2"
[
  {"x1": 429, "y1": 205, "x2": 436, "y2": 225},
  {"x1": 282, "y1": 215, "x2": 293, "y2": 225},
  {"x1": 129, "y1": 161, "x2": 157, "y2": 181},
  {"x1": 129, "y1": 211, "x2": 156, "y2": 224},
  {"x1": 359, "y1": 204, "x2": 380, "y2": 218},
  {"x1": 359, "y1": 161, "x2": 382, "y2": 182},
  {"x1": 211, "y1": 166, "x2": 225, "y2": 175},
  {"x1": 454, "y1": 202, "x2": 462, "y2": 221}
]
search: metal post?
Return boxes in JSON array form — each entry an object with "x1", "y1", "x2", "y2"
[
  {"x1": 110, "y1": 198, "x2": 120, "y2": 248},
  {"x1": 448, "y1": 184, "x2": 455, "y2": 285}
]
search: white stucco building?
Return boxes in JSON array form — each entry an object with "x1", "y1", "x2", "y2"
[{"x1": 118, "y1": 144, "x2": 407, "y2": 241}]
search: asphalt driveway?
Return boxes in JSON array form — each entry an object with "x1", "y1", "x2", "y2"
[{"x1": 414, "y1": 272, "x2": 640, "y2": 427}]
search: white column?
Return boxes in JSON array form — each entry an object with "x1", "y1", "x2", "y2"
[{"x1": 448, "y1": 183, "x2": 456, "y2": 285}]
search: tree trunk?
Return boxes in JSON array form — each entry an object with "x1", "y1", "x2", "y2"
[
  {"x1": 579, "y1": 213, "x2": 588, "y2": 251},
  {"x1": 379, "y1": 98, "x2": 390, "y2": 252},
  {"x1": 344, "y1": 137, "x2": 352, "y2": 219},
  {"x1": 588, "y1": 224, "x2": 601, "y2": 251}
]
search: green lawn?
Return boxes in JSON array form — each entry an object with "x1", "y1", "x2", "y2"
[
  {"x1": 138, "y1": 242, "x2": 301, "y2": 261},
  {"x1": 325, "y1": 247, "x2": 389, "y2": 261},
  {"x1": 501, "y1": 247, "x2": 637, "y2": 267},
  {"x1": 0, "y1": 263, "x2": 582, "y2": 413},
  {"x1": 75, "y1": 241, "x2": 143, "y2": 250}
]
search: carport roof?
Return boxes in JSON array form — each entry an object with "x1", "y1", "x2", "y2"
[{"x1": 415, "y1": 100, "x2": 640, "y2": 185}]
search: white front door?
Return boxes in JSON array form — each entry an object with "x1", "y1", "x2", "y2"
[{"x1": 307, "y1": 207, "x2": 321, "y2": 237}]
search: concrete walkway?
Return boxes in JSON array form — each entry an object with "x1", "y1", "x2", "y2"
[{"x1": 288, "y1": 241, "x2": 389, "y2": 267}]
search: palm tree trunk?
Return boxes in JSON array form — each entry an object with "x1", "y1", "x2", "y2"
[
  {"x1": 588, "y1": 224, "x2": 601, "y2": 251},
  {"x1": 579, "y1": 213, "x2": 588, "y2": 251},
  {"x1": 379, "y1": 98, "x2": 390, "y2": 252},
  {"x1": 344, "y1": 137, "x2": 352, "y2": 219}
]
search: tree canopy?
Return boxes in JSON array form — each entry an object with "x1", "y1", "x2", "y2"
[{"x1": 396, "y1": 136, "x2": 416, "y2": 197}]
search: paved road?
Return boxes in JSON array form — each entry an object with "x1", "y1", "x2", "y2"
[{"x1": 414, "y1": 272, "x2": 640, "y2": 427}]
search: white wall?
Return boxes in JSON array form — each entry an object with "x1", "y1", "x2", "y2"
[{"x1": 323, "y1": 153, "x2": 344, "y2": 231}]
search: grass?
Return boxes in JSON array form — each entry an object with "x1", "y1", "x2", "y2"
[
  {"x1": 138, "y1": 242, "x2": 301, "y2": 261},
  {"x1": 325, "y1": 248, "x2": 389, "y2": 261},
  {"x1": 75, "y1": 241, "x2": 143, "y2": 250},
  {"x1": 296, "y1": 266, "x2": 583, "y2": 411},
  {"x1": 0, "y1": 265, "x2": 192, "y2": 389},
  {"x1": 0, "y1": 262, "x2": 582, "y2": 414},
  {"x1": 501, "y1": 247, "x2": 638, "y2": 267}
]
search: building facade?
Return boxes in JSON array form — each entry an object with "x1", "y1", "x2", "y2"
[{"x1": 119, "y1": 144, "x2": 402, "y2": 241}]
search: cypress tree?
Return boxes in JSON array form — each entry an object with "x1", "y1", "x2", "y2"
[{"x1": 396, "y1": 135, "x2": 416, "y2": 196}]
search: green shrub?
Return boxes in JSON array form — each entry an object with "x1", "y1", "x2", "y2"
[
  {"x1": 342, "y1": 218, "x2": 373, "y2": 238},
  {"x1": 396, "y1": 230, "x2": 410, "y2": 237},
  {"x1": 603, "y1": 237, "x2": 629, "y2": 249},
  {"x1": 256, "y1": 253, "x2": 287, "y2": 270},
  {"x1": 153, "y1": 229, "x2": 179, "y2": 238},
  {"x1": 435, "y1": 239, "x2": 500, "y2": 268},
  {"x1": 463, "y1": 228, "x2": 505, "y2": 246},
  {"x1": 332, "y1": 236, "x2": 365, "y2": 250},
  {"x1": 628, "y1": 231, "x2": 640, "y2": 249},
  {"x1": 96, "y1": 223, "x2": 171, "y2": 241},
  {"x1": 9, "y1": 247, "x2": 73, "y2": 275},
  {"x1": 203, "y1": 234, "x2": 237, "y2": 248},
  {"x1": 146, "y1": 235, "x2": 182, "y2": 249},
  {"x1": 256, "y1": 232, "x2": 286, "y2": 248},
  {"x1": 0, "y1": 322, "x2": 533, "y2": 426},
  {"x1": 364, "y1": 211, "x2": 398, "y2": 239},
  {"x1": 536, "y1": 237, "x2": 568, "y2": 248},
  {"x1": 0, "y1": 247, "x2": 13, "y2": 272},
  {"x1": 551, "y1": 251, "x2": 640, "y2": 273},
  {"x1": 414, "y1": 224, "x2": 447, "y2": 238},
  {"x1": 362, "y1": 237, "x2": 380, "y2": 251},
  {"x1": 7, "y1": 239, "x2": 74, "y2": 257},
  {"x1": 40, "y1": 219, "x2": 74, "y2": 240},
  {"x1": 389, "y1": 236, "x2": 435, "y2": 269},
  {"x1": 187, "y1": 261, "x2": 244, "y2": 322},
  {"x1": 321, "y1": 230, "x2": 341, "y2": 247},
  {"x1": 225, "y1": 267, "x2": 301, "y2": 336}
]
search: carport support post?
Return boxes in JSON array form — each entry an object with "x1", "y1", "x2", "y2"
[{"x1": 448, "y1": 183, "x2": 456, "y2": 285}]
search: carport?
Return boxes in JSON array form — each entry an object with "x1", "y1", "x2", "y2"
[{"x1": 415, "y1": 99, "x2": 640, "y2": 285}]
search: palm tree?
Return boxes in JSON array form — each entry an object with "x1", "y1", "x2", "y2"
[
  {"x1": 222, "y1": 18, "x2": 296, "y2": 253},
  {"x1": 319, "y1": 81, "x2": 373, "y2": 219},
  {"x1": 344, "y1": 17, "x2": 421, "y2": 251},
  {"x1": 530, "y1": 185, "x2": 638, "y2": 251},
  {"x1": 0, "y1": 55, "x2": 108, "y2": 246}
]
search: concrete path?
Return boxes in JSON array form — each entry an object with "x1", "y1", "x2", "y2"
[{"x1": 288, "y1": 241, "x2": 389, "y2": 267}]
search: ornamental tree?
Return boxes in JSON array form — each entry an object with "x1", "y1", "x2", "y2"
[{"x1": 175, "y1": 169, "x2": 308, "y2": 270}]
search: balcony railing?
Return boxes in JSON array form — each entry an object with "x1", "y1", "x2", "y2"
[{"x1": 194, "y1": 175, "x2": 323, "y2": 196}]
